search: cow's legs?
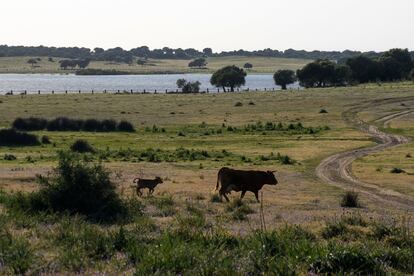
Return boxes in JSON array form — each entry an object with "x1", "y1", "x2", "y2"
[
  {"x1": 254, "y1": 191, "x2": 260, "y2": 203},
  {"x1": 137, "y1": 188, "x2": 143, "y2": 197},
  {"x1": 221, "y1": 192, "x2": 230, "y2": 202},
  {"x1": 240, "y1": 190, "x2": 246, "y2": 200},
  {"x1": 149, "y1": 188, "x2": 154, "y2": 196}
]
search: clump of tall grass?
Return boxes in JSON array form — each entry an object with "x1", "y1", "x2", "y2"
[
  {"x1": 226, "y1": 199, "x2": 254, "y2": 221},
  {"x1": 341, "y1": 191, "x2": 361, "y2": 208},
  {"x1": 259, "y1": 152, "x2": 296, "y2": 165},
  {"x1": 0, "y1": 228, "x2": 36, "y2": 274}
]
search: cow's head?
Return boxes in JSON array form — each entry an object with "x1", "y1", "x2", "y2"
[
  {"x1": 155, "y1": 176, "x2": 163, "y2": 184},
  {"x1": 266, "y1": 171, "x2": 278, "y2": 185}
]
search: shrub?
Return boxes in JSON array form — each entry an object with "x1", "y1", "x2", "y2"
[
  {"x1": 12, "y1": 117, "x2": 47, "y2": 131},
  {"x1": 0, "y1": 129, "x2": 40, "y2": 146},
  {"x1": 341, "y1": 191, "x2": 360, "y2": 208},
  {"x1": 117, "y1": 121, "x2": 135, "y2": 132},
  {"x1": 234, "y1": 102, "x2": 243, "y2": 107},
  {"x1": 15, "y1": 116, "x2": 134, "y2": 132},
  {"x1": 23, "y1": 151, "x2": 128, "y2": 222},
  {"x1": 390, "y1": 168, "x2": 405, "y2": 174},
  {"x1": 100, "y1": 119, "x2": 117, "y2": 132},
  {"x1": 319, "y1": 109, "x2": 328, "y2": 114},
  {"x1": 70, "y1": 139, "x2": 95, "y2": 153},
  {"x1": 4, "y1": 154, "x2": 17, "y2": 161},
  {"x1": 406, "y1": 153, "x2": 412, "y2": 158},
  {"x1": 41, "y1": 135, "x2": 51, "y2": 144},
  {"x1": 82, "y1": 119, "x2": 101, "y2": 131},
  {"x1": 46, "y1": 117, "x2": 82, "y2": 131}
]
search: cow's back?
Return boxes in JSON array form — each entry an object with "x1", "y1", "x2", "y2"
[{"x1": 219, "y1": 168, "x2": 267, "y2": 191}]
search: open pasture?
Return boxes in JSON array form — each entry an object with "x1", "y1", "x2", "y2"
[{"x1": 0, "y1": 84, "x2": 413, "y2": 274}]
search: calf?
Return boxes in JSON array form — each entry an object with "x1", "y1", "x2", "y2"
[{"x1": 133, "y1": 177, "x2": 163, "y2": 197}]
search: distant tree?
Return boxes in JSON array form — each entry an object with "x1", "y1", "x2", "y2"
[
  {"x1": 59, "y1": 59, "x2": 77, "y2": 70},
  {"x1": 176, "y1": 79, "x2": 187, "y2": 88},
  {"x1": 77, "y1": 59, "x2": 90, "y2": 69},
  {"x1": 297, "y1": 59, "x2": 349, "y2": 88},
  {"x1": 93, "y1": 47, "x2": 105, "y2": 55},
  {"x1": 137, "y1": 59, "x2": 147, "y2": 66},
  {"x1": 243, "y1": 63, "x2": 253, "y2": 69},
  {"x1": 381, "y1": 48, "x2": 413, "y2": 78},
  {"x1": 378, "y1": 56, "x2": 402, "y2": 81},
  {"x1": 27, "y1": 58, "x2": 37, "y2": 68},
  {"x1": 48, "y1": 57, "x2": 54, "y2": 62},
  {"x1": 203, "y1": 48, "x2": 213, "y2": 57},
  {"x1": 188, "y1": 58, "x2": 207, "y2": 68},
  {"x1": 273, "y1": 70, "x2": 296, "y2": 90},
  {"x1": 346, "y1": 56, "x2": 380, "y2": 83},
  {"x1": 210, "y1": 65, "x2": 246, "y2": 92},
  {"x1": 176, "y1": 79, "x2": 201, "y2": 93},
  {"x1": 410, "y1": 69, "x2": 414, "y2": 81}
]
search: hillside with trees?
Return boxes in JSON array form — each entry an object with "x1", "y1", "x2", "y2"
[{"x1": 1, "y1": 44, "x2": 413, "y2": 63}]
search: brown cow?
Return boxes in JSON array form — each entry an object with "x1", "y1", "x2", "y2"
[
  {"x1": 215, "y1": 167, "x2": 278, "y2": 202},
  {"x1": 133, "y1": 177, "x2": 163, "y2": 197}
]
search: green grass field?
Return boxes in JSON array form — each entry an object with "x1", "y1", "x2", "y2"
[
  {"x1": 0, "y1": 56, "x2": 309, "y2": 74},
  {"x1": 0, "y1": 84, "x2": 413, "y2": 274}
]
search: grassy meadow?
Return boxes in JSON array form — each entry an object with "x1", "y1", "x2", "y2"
[
  {"x1": 0, "y1": 84, "x2": 414, "y2": 274},
  {"x1": 0, "y1": 56, "x2": 309, "y2": 74}
]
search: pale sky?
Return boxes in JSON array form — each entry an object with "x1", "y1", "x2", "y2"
[{"x1": 1, "y1": 0, "x2": 413, "y2": 52}]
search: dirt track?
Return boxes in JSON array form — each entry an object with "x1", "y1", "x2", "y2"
[{"x1": 316, "y1": 97, "x2": 414, "y2": 211}]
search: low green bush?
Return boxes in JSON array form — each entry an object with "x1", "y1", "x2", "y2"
[
  {"x1": 9, "y1": 151, "x2": 129, "y2": 223},
  {"x1": 0, "y1": 129, "x2": 40, "y2": 146},
  {"x1": 12, "y1": 116, "x2": 135, "y2": 132},
  {"x1": 390, "y1": 167, "x2": 405, "y2": 174},
  {"x1": 70, "y1": 139, "x2": 95, "y2": 153},
  {"x1": 3, "y1": 154, "x2": 17, "y2": 161}
]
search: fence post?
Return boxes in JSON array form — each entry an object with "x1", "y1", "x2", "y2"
[
  {"x1": 52, "y1": 90, "x2": 54, "y2": 94},
  {"x1": 79, "y1": 90, "x2": 81, "y2": 94},
  {"x1": 38, "y1": 90, "x2": 40, "y2": 95},
  {"x1": 92, "y1": 90, "x2": 94, "y2": 94}
]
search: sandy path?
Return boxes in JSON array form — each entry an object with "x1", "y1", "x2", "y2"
[{"x1": 316, "y1": 97, "x2": 414, "y2": 211}]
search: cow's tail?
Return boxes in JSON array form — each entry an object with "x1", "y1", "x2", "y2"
[{"x1": 214, "y1": 170, "x2": 221, "y2": 191}]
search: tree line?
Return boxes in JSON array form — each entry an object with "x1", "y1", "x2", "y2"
[
  {"x1": 296, "y1": 48, "x2": 414, "y2": 87},
  {"x1": 1, "y1": 44, "x2": 413, "y2": 63},
  {"x1": 176, "y1": 48, "x2": 414, "y2": 93}
]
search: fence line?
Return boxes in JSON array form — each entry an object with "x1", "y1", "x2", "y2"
[{"x1": 0, "y1": 87, "x2": 301, "y2": 96}]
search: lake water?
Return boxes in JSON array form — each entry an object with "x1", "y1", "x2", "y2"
[{"x1": 0, "y1": 73, "x2": 300, "y2": 94}]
